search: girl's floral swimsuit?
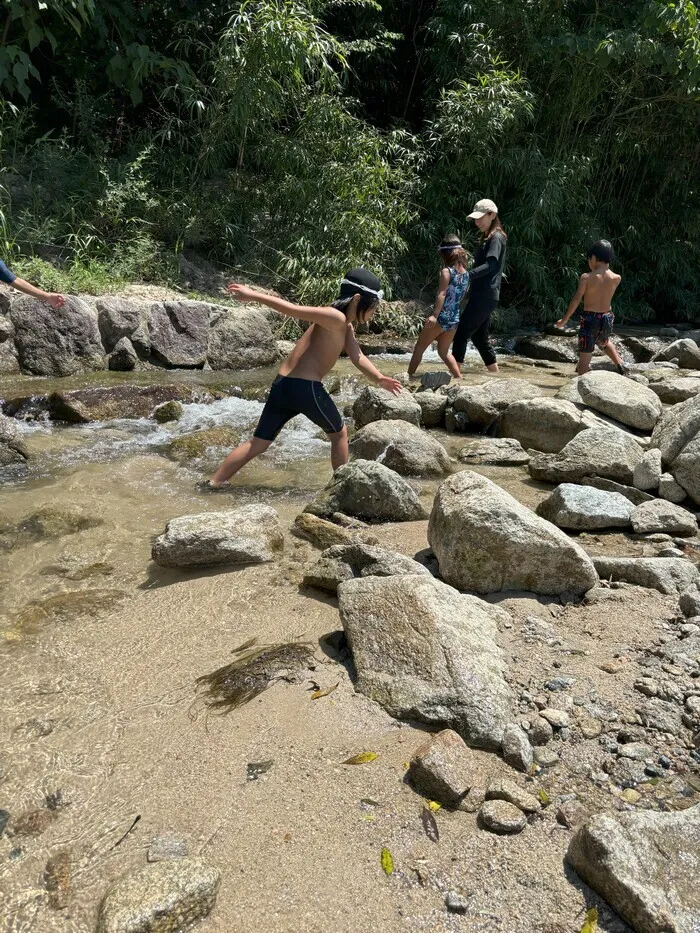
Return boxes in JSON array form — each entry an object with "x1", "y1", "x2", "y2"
[{"x1": 437, "y1": 267, "x2": 470, "y2": 332}]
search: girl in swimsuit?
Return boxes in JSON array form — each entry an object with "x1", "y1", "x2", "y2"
[{"x1": 408, "y1": 234, "x2": 470, "y2": 380}]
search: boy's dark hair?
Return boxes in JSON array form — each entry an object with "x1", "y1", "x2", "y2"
[{"x1": 587, "y1": 239, "x2": 614, "y2": 264}]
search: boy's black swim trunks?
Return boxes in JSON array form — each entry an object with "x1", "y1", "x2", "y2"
[
  {"x1": 253, "y1": 375, "x2": 343, "y2": 441},
  {"x1": 578, "y1": 311, "x2": 614, "y2": 354}
]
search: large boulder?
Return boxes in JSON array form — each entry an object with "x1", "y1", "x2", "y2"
[
  {"x1": 500, "y1": 398, "x2": 587, "y2": 453},
  {"x1": 338, "y1": 574, "x2": 513, "y2": 750},
  {"x1": 512, "y1": 334, "x2": 577, "y2": 363},
  {"x1": 581, "y1": 476, "x2": 654, "y2": 506},
  {"x1": 649, "y1": 376, "x2": 700, "y2": 404},
  {"x1": 566, "y1": 806, "x2": 700, "y2": 933},
  {"x1": 577, "y1": 371, "x2": 662, "y2": 431},
  {"x1": 0, "y1": 412, "x2": 29, "y2": 466},
  {"x1": 349, "y1": 419, "x2": 451, "y2": 476},
  {"x1": 10, "y1": 295, "x2": 105, "y2": 376},
  {"x1": 621, "y1": 335, "x2": 666, "y2": 363},
  {"x1": 0, "y1": 314, "x2": 19, "y2": 373},
  {"x1": 593, "y1": 556, "x2": 699, "y2": 596},
  {"x1": 148, "y1": 300, "x2": 210, "y2": 368},
  {"x1": 650, "y1": 395, "x2": 700, "y2": 504},
  {"x1": 46, "y1": 385, "x2": 212, "y2": 423},
  {"x1": 207, "y1": 307, "x2": 279, "y2": 370},
  {"x1": 151, "y1": 505, "x2": 283, "y2": 569},
  {"x1": 528, "y1": 426, "x2": 644, "y2": 484},
  {"x1": 428, "y1": 471, "x2": 598, "y2": 596},
  {"x1": 352, "y1": 386, "x2": 421, "y2": 429},
  {"x1": 303, "y1": 543, "x2": 431, "y2": 593},
  {"x1": 654, "y1": 337, "x2": 700, "y2": 370},
  {"x1": 536, "y1": 483, "x2": 633, "y2": 530},
  {"x1": 448, "y1": 379, "x2": 545, "y2": 430},
  {"x1": 96, "y1": 296, "x2": 149, "y2": 354},
  {"x1": 629, "y1": 499, "x2": 698, "y2": 537},
  {"x1": 304, "y1": 459, "x2": 427, "y2": 523},
  {"x1": 633, "y1": 449, "x2": 662, "y2": 491}
]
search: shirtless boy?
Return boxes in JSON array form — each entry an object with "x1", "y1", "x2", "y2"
[
  {"x1": 207, "y1": 268, "x2": 402, "y2": 487},
  {"x1": 555, "y1": 240, "x2": 624, "y2": 375}
]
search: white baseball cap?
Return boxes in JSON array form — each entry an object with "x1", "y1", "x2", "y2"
[{"x1": 468, "y1": 198, "x2": 498, "y2": 219}]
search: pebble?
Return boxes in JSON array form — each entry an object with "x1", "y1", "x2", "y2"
[
  {"x1": 636, "y1": 677, "x2": 660, "y2": 697},
  {"x1": 546, "y1": 677, "x2": 575, "y2": 692},
  {"x1": 659, "y1": 755, "x2": 672, "y2": 769},
  {"x1": 526, "y1": 716, "x2": 554, "y2": 746},
  {"x1": 479, "y1": 800, "x2": 527, "y2": 835},
  {"x1": 147, "y1": 833, "x2": 189, "y2": 863},
  {"x1": 599, "y1": 659, "x2": 626, "y2": 674},
  {"x1": 44, "y1": 849, "x2": 72, "y2": 910},
  {"x1": 445, "y1": 892, "x2": 470, "y2": 914},
  {"x1": 12, "y1": 808, "x2": 56, "y2": 836},
  {"x1": 681, "y1": 624, "x2": 700, "y2": 637},
  {"x1": 485, "y1": 778, "x2": 540, "y2": 814},
  {"x1": 685, "y1": 696, "x2": 700, "y2": 717},
  {"x1": 556, "y1": 799, "x2": 589, "y2": 829},
  {"x1": 501, "y1": 723, "x2": 534, "y2": 773},
  {"x1": 0, "y1": 809, "x2": 9, "y2": 836},
  {"x1": 534, "y1": 747, "x2": 559, "y2": 768},
  {"x1": 618, "y1": 742, "x2": 653, "y2": 761},
  {"x1": 25, "y1": 717, "x2": 54, "y2": 737},
  {"x1": 540, "y1": 709, "x2": 570, "y2": 729},
  {"x1": 579, "y1": 717, "x2": 602, "y2": 739},
  {"x1": 621, "y1": 788, "x2": 641, "y2": 804}
]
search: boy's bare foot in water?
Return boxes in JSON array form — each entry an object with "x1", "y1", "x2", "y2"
[{"x1": 196, "y1": 480, "x2": 227, "y2": 493}]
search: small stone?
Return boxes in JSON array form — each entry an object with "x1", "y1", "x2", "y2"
[
  {"x1": 685, "y1": 696, "x2": 700, "y2": 717},
  {"x1": 12, "y1": 809, "x2": 56, "y2": 836},
  {"x1": 681, "y1": 624, "x2": 700, "y2": 637},
  {"x1": 579, "y1": 717, "x2": 602, "y2": 739},
  {"x1": 540, "y1": 708, "x2": 570, "y2": 729},
  {"x1": 445, "y1": 891, "x2": 469, "y2": 914},
  {"x1": 659, "y1": 755, "x2": 672, "y2": 769},
  {"x1": 96, "y1": 858, "x2": 221, "y2": 933},
  {"x1": 408, "y1": 729, "x2": 479, "y2": 808},
  {"x1": 557, "y1": 799, "x2": 589, "y2": 829},
  {"x1": 618, "y1": 742, "x2": 653, "y2": 761},
  {"x1": 25, "y1": 717, "x2": 54, "y2": 737},
  {"x1": 546, "y1": 676, "x2": 575, "y2": 691},
  {"x1": 599, "y1": 659, "x2": 626, "y2": 674},
  {"x1": 479, "y1": 800, "x2": 527, "y2": 834},
  {"x1": 153, "y1": 400, "x2": 184, "y2": 423},
  {"x1": 147, "y1": 833, "x2": 189, "y2": 863},
  {"x1": 526, "y1": 716, "x2": 554, "y2": 746},
  {"x1": 0, "y1": 809, "x2": 9, "y2": 836},
  {"x1": 534, "y1": 747, "x2": 559, "y2": 768},
  {"x1": 501, "y1": 723, "x2": 534, "y2": 772},
  {"x1": 44, "y1": 849, "x2": 72, "y2": 910},
  {"x1": 485, "y1": 778, "x2": 540, "y2": 813},
  {"x1": 621, "y1": 788, "x2": 641, "y2": 804},
  {"x1": 635, "y1": 678, "x2": 659, "y2": 697}
]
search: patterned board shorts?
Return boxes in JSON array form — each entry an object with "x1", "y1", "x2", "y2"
[{"x1": 579, "y1": 311, "x2": 614, "y2": 354}]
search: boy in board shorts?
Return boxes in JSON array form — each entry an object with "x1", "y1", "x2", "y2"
[
  {"x1": 555, "y1": 240, "x2": 624, "y2": 375},
  {"x1": 206, "y1": 269, "x2": 402, "y2": 488}
]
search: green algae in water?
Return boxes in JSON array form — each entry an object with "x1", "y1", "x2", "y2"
[{"x1": 194, "y1": 643, "x2": 315, "y2": 713}]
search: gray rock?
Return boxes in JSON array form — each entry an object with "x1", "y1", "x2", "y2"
[
  {"x1": 621, "y1": 335, "x2": 666, "y2": 363},
  {"x1": 338, "y1": 575, "x2": 513, "y2": 750},
  {"x1": 153, "y1": 401, "x2": 184, "y2": 424},
  {"x1": 305, "y1": 459, "x2": 427, "y2": 523},
  {"x1": 0, "y1": 413, "x2": 29, "y2": 466},
  {"x1": 673, "y1": 434, "x2": 700, "y2": 507},
  {"x1": 536, "y1": 483, "x2": 633, "y2": 530},
  {"x1": 581, "y1": 476, "x2": 655, "y2": 506},
  {"x1": 556, "y1": 378, "x2": 584, "y2": 405},
  {"x1": 290, "y1": 513, "x2": 379, "y2": 549},
  {"x1": 420, "y1": 371, "x2": 451, "y2": 389},
  {"x1": 206, "y1": 307, "x2": 279, "y2": 370},
  {"x1": 655, "y1": 337, "x2": 700, "y2": 370},
  {"x1": 408, "y1": 729, "x2": 480, "y2": 808},
  {"x1": 348, "y1": 419, "x2": 450, "y2": 476},
  {"x1": 148, "y1": 300, "x2": 210, "y2": 368},
  {"x1": 501, "y1": 723, "x2": 534, "y2": 772},
  {"x1": 147, "y1": 834, "x2": 189, "y2": 863},
  {"x1": 578, "y1": 371, "x2": 662, "y2": 430},
  {"x1": 659, "y1": 473, "x2": 687, "y2": 504},
  {"x1": 630, "y1": 499, "x2": 697, "y2": 537},
  {"x1": 593, "y1": 556, "x2": 699, "y2": 596},
  {"x1": 638, "y1": 698, "x2": 684, "y2": 735},
  {"x1": 352, "y1": 386, "x2": 421, "y2": 429},
  {"x1": 618, "y1": 742, "x2": 653, "y2": 761},
  {"x1": 557, "y1": 799, "x2": 589, "y2": 829},
  {"x1": 96, "y1": 857, "x2": 220, "y2": 933},
  {"x1": 500, "y1": 397, "x2": 587, "y2": 453},
  {"x1": 46, "y1": 385, "x2": 209, "y2": 423},
  {"x1": 540, "y1": 708, "x2": 570, "y2": 728},
  {"x1": 415, "y1": 391, "x2": 448, "y2": 427},
  {"x1": 0, "y1": 330, "x2": 19, "y2": 373},
  {"x1": 302, "y1": 543, "x2": 430, "y2": 593},
  {"x1": 10, "y1": 295, "x2": 105, "y2": 376},
  {"x1": 96, "y1": 297, "x2": 148, "y2": 353},
  {"x1": 485, "y1": 778, "x2": 540, "y2": 813},
  {"x1": 458, "y1": 437, "x2": 530, "y2": 466},
  {"x1": 428, "y1": 471, "x2": 598, "y2": 597},
  {"x1": 108, "y1": 337, "x2": 138, "y2": 371},
  {"x1": 534, "y1": 747, "x2": 559, "y2": 768},
  {"x1": 567, "y1": 806, "x2": 700, "y2": 933},
  {"x1": 151, "y1": 505, "x2": 283, "y2": 569},
  {"x1": 513, "y1": 334, "x2": 578, "y2": 363},
  {"x1": 479, "y1": 800, "x2": 527, "y2": 834},
  {"x1": 649, "y1": 377, "x2": 700, "y2": 404},
  {"x1": 679, "y1": 590, "x2": 700, "y2": 618},
  {"x1": 528, "y1": 426, "x2": 644, "y2": 485},
  {"x1": 649, "y1": 395, "x2": 700, "y2": 504},
  {"x1": 526, "y1": 716, "x2": 554, "y2": 746},
  {"x1": 448, "y1": 379, "x2": 545, "y2": 429},
  {"x1": 633, "y1": 449, "x2": 662, "y2": 491},
  {"x1": 445, "y1": 892, "x2": 470, "y2": 914}
]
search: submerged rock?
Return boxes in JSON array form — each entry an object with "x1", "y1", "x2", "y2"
[
  {"x1": 47, "y1": 384, "x2": 213, "y2": 423},
  {"x1": 290, "y1": 513, "x2": 379, "y2": 549},
  {"x1": 0, "y1": 412, "x2": 29, "y2": 466},
  {"x1": 303, "y1": 543, "x2": 431, "y2": 593},
  {"x1": 166, "y1": 427, "x2": 239, "y2": 463},
  {"x1": 567, "y1": 806, "x2": 700, "y2": 933},
  {"x1": 305, "y1": 459, "x2": 427, "y2": 523},
  {"x1": 153, "y1": 400, "x2": 184, "y2": 423},
  {"x1": 428, "y1": 471, "x2": 598, "y2": 596},
  {"x1": 352, "y1": 386, "x2": 421, "y2": 429},
  {"x1": 152, "y1": 505, "x2": 283, "y2": 569},
  {"x1": 578, "y1": 371, "x2": 662, "y2": 431},
  {"x1": 536, "y1": 483, "x2": 633, "y2": 530},
  {"x1": 97, "y1": 857, "x2": 220, "y2": 933},
  {"x1": 349, "y1": 419, "x2": 451, "y2": 476},
  {"x1": 338, "y1": 574, "x2": 513, "y2": 750}
]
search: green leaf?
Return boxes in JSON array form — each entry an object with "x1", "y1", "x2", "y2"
[{"x1": 380, "y1": 847, "x2": 393, "y2": 876}]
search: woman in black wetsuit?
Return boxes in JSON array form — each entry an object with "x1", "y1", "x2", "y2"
[{"x1": 451, "y1": 198, "x2": 507, "y2": 373}]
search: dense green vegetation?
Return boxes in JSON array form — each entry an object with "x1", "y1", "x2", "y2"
[{"x1": 1, "y1": 0, "x2": 698, "y2": 323}]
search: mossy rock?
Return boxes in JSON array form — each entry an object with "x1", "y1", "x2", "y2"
[
  {"x1": 153, "y1": 400, "x2": 184, "y2": 423},
  {"x1": 16, "y1": 505, "x2": 104, "y2": 542},
  {"x1": 167, "y1": 427, "x2": 240, "y2": 463},
  {"x1": 13, "y1": 588, "x2": 128, "y2": 630}
]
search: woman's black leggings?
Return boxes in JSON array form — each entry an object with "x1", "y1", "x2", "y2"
[{"x1": 452, "y1": 299, "x2": 498, "y2": 366}]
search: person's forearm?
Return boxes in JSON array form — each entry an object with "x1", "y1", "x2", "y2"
[
  {"x1": 12, "y1": 278, "x2": 53, "y2": 301},
  {"x1": 247, "y1": 289, "x2": 313, "y2": 320},
  {"x1": 354, "y1": 352, "x2": 386, "y2": 384},
  {"x1": 469, "y1": 257, "x2": 497, "y2": 281},
  {"x1": 561, "y1": 299, "x2": 579, "y2": 324}
]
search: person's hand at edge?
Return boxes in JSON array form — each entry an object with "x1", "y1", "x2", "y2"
[{"x1": 377, "y1": 376, "x2": 402, "y2": 396}]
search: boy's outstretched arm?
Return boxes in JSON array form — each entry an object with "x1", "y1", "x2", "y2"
[
  {"x1": 228, "y1": 282, "x2": 345, "y2": 332},
  {"x1": 344, "y1": 325, "x2": 402, "y2": 395},
  {"x1": 11, "y1": 277, "x2": 65, "y2": 308},
  {"x1": 556, "y1": 274, "x2": 587, "y2": 327}
]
